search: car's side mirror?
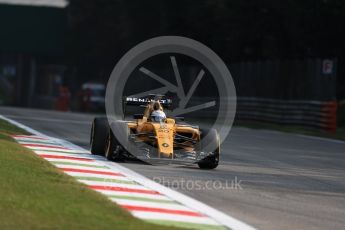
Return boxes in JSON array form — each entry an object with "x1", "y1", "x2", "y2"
[{"x1": 133, "y1": 114, "x2": 143, "y2": 119}]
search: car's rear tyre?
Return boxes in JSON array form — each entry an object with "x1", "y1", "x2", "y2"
[
  {"x1": 197, "y1": 128, "x2": 220, "y2": 169},
  {"x1": 90, "y1": 117, "x2": 109, "y2": 155},
  {"x1": 105, "y1": 121, "x2": 130, "y2": 161}
]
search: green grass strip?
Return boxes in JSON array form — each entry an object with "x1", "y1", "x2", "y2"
[
  {"x1": 75, "y1": 176, "x2": 136, "y2": 185},
  {"x1": 0, "y1": 119, "x2": 29, "y2": 135},
  {"x1": 49, "y1": 161, "x2": 108, "y2": 169},
  {"x1": 146, "y1": 220, "x2": 228, "y2": 230},
  {"x1": 107, "y1": 194, "x2": 177, "y2": 204}
]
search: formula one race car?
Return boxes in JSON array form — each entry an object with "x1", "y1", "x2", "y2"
[{"x1": 90, "y1": 95, "x2": 220, "y2": 169}]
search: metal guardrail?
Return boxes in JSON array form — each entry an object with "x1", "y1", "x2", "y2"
[
  {"x1": 236, "y1": 97, "x2": 337, "y2": 133},
  {"x1": 119, "y1": 96, "x2": 338, "y2": 133}
]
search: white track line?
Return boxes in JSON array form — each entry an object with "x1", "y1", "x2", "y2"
[
  {"x1": 55, "y1": 164, "x2": 116, "y2": 172},
  {"x1": 45, "y1": 158, "x2": 104, "y2": 166},
  {"x1": 99, "y1": 190, "x2": 172, "y2": 201},
  {"x1": 63, "y1": 172, "x2": 131, "y2": 181},
  {"x1": 132, "y1": 212, "x2": 219, "y2": 225},
  {"x1": 78, "y1": 180, "x2": 155, "y2": 191},
  {"x1": 113, "y1": 199, "x2": 196, "y2": 211},
  {"x1": 24, "y1": 146, "x2": 89, "y2": 153},
  {"x1": 34, "y1": 151, "x2": 95, "y2": 158}
]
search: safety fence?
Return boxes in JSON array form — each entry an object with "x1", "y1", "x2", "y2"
[
  {"x1": 125, "y1": 96, "x2": 338, "y2": 133},
  {"x1": 236, "y1": 97, "x2": 337, "y2": 133}
]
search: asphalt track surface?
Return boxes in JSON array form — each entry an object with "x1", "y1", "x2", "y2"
[{"x1": 1, "y1": 106, "x2": 345, "y2": 230}]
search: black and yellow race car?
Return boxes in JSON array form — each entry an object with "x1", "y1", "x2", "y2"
[{"x1": 90, "y1": 95, "x2": 220, "y2": 169}]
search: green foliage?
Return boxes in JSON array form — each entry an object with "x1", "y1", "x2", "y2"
[
  {"x1": 0, "y1": 119, "x2": 29, "y2": 136},
  {"x1": 67, "y1": 0, "x2": 345, "y2": 62},
  {"x1": 66, "y1": 0, "x2": 345, "y2": 97}
]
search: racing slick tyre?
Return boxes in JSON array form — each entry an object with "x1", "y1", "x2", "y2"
[
  {"x1": 197, "y1": 128, "x2": 220, "y2": 169},
  {"x1": 90, "y1": 117, "x2": 109, "y2": 155},
  {"x1": 105, "y1": 121, "x2": 130, "y2": 161}
]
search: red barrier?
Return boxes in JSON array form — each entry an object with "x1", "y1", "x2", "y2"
[
  {"x1": 321, "y1": 101, "x2": 337, "y2": 133},
  {"x1": 55, "y1": 86, "x2": 71, "y2": 111}
]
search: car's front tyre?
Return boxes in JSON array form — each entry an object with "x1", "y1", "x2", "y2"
[
  {"x1": 197, "y1": 128, "x2": 220, "y2": 169},
  {"x1": 105, "y1": 121, "x2": 130, "y2": 161},
  {"x1": 90, "y1": 117, "x2": 109, "y2": 156}
]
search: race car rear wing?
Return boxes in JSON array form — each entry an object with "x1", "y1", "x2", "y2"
[{"x1": 124, "y1": 96, "x2": 172, "y2": 109}]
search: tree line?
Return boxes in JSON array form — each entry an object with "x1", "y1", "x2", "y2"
[{"x1": 66, "y1": 0, "x2": 345, "y2": 98}]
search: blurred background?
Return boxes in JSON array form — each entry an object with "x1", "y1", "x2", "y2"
[{"x1": 0, "y1": 0, "x2": 344, "y2": 135}]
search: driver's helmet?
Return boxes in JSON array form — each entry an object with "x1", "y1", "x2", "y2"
[{"x1": 151, "y1": 110, "x2": 166, "y2": 122}]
